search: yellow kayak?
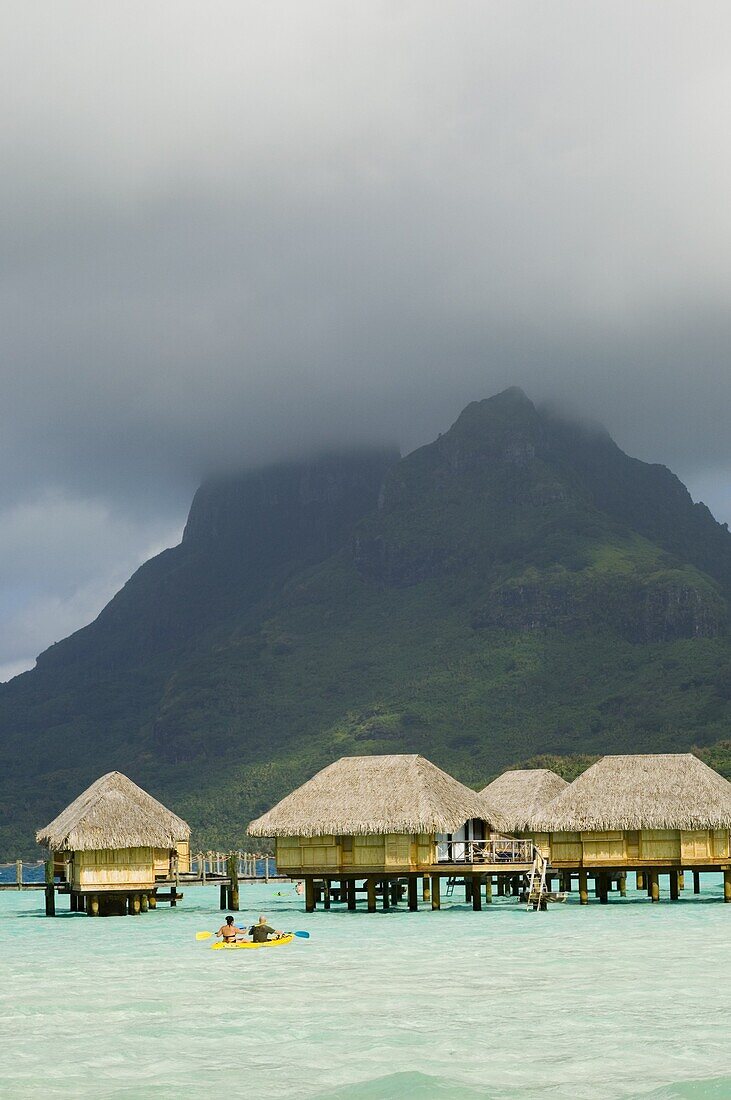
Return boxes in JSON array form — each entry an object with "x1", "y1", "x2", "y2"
[{"x1": 212, "y1": 934, "x2": 294, "y2": 950}]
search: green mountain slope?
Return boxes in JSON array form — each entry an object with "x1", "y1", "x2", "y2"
[{"x1": 3, "y1": 388, "x2": 731, "y2": 857}]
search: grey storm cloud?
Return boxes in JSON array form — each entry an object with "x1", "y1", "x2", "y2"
[{"x1": 2, "y1": 0, "x2": 731, "y2": 676}]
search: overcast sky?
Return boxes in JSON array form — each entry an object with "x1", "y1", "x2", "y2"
[{"x1": 2, "y1": 1, "x2": 731, "y2": 680}]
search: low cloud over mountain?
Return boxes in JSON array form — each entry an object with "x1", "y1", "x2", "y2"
[{"x1": 3, "y1": 2, "x2": 731, "y2": 673}]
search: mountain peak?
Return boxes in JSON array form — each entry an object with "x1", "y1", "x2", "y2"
[{"x1": 451, "y1": 386, "x2": 536, "y2": 430}]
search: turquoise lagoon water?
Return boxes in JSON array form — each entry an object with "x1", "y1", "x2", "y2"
[{"x1": 1, "y1": 879, "x2": 730, "y2": 1099}]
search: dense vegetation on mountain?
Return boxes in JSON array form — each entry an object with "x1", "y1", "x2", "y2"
[{"x1": 3, "y1": 387, "x2": 731, "y2": 857}]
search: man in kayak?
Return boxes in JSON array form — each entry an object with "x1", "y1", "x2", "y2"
[
  {"x1": 216, "y1": 915, "x2": 247, "y2": 943},
  {"x1": 249, "y1": 914, "x2": 283, "y2": 942}
]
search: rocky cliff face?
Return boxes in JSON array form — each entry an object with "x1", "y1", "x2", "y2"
[
  {"x1": 184, "y1": 449, "x2": 398, "y2": 558},
  {"x1": 474, "y1": 570, "x2": 725, "y2": 642}
]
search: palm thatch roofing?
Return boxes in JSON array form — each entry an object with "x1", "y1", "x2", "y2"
[
  {"x1": 36, "y1": 771, "x2": 191, "y2": 852},
  {"x1": 248, "y1": 754, "x2": 510, "y2": 837},
  {"x1": 530, "y1": 754, "x2": 731, "y2": 832},
  {"x1": 480, "y1": 769, "x2": 569, "y2": 831}
]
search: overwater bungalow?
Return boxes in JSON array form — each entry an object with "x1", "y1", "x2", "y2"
[
  {"x1": 480, "y1": 768, "x2": 568, "y2": 833},
  {"x1": 36, "y1": 771, "x2": 191, "y2": 916},
  {"x1": 248, "y1": 753, "x2": 541, "y2": 911},
  {"x1": 529, "y1": 753, "x2": 731, "y2": 903}
]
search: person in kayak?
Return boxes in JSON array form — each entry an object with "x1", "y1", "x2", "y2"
[
  {"x1": 216, "y1": 915, "x2": 247, "y2": 943},
  {"x1": 249, "y1": 915, "x2": 283, "y2": 943}
]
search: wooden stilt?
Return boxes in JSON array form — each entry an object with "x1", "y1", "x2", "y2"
[
  {"x1": 228, "y1": 853, "x2": 239, "y2": 911},
  {"x1": 650, "y1": 871, "x2": 659, "y2": 903},
  {"x1": 347, "y1": 879, "x2": 356, "y2": 911},
  {"x1": 618, "y1": 875, "x2": 627, "y2": 898},
  {"x1": 305, "y1": 877, "x2": 315, "y2": 913},
  {"x1": 367, "y1": 877, "x2": 377, "y2": 913},
  {"x1": 422, "y1": 875, "x2": 431, "y2": 903},
  {"x1": 431, "y1": 874, "x2": 441, "y2": 910},
  {"x1": 472, "y1": 875, "x2": 482, "y2": 911},
  {"x1": 43, "y1": 859, "x2": 55, "y2": 917},
  {"x1": 678, "y1": 871, "x2": 685, "y2": 891},
  {"x1": 382, "y1": 879, "x2": 390, "y2": 911},
  {"x1": 323, "y1": 880, "x2": 331, "y2": 910},
  {"x1": 594, "y1": 877, "x2": 601, "y2": 898},
  {"x1": 219, "y1": 884, "x2": 227, "y2": 910},
  {"x1": 390, "y1": 882, "x2": 399, "y2": 906},
  {"x1": 599, "y1": 874, "x2": 609, "y2": 904},
  {"x1": 90, "y1": 895, "x2": 100, "y2": 917},
  {"x1": 724, "y1": 869, "x2": 731, "y2": 904},
  {"x1": 408, "y1": 877, "x2": 418, "y2": 911},
  {"x1": 636, "y1": 871, "x2": 645, "y2": 890},
  {"x1": 170, "y1": 887, "x2": 177, "y2": 907},
  {"x1": 140, "y1": 892, "x2": 149, "y2": 912},
  {"x1": 484, "y1": 876, "x2": 492, "y2": 904},
  {"x1": 464, "y1": 878, "x2": 472, "y2": 903},
  {"x1": 70, "y1": 892, "x2": 78, "y2": 912},
  {"x1": 497, "y1": 877, "x2": 505, "y2": 897},
  {"x1": 669, "y1": 869, "x2": 679, "y2": 901},
  {"x1": 693, "y1": 870, "x2": 701, "y2": 895},
  {"x1": 579, "y1": 869, "x2": 588, "y2": 905},
  {"x1": 511, "y1": 876, "x2": 520, "y2": 897},
  {"x1": 561, "y1": 872, "x2": 571, "y2": 892},
  {"x1": 148, "y1": 893, "x2": 156, "y2": 909}
]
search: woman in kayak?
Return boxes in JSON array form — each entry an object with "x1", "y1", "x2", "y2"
[{"x1": 216, "y1": 915, "x2": 247, "y2": 943}]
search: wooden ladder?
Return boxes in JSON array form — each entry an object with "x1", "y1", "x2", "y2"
[
  {"x1": 526, "y1": 849, "x2": 548, "y2": 911},
  {"x1": 445, "y1": 876, "x2": 458, "y2": 897}
]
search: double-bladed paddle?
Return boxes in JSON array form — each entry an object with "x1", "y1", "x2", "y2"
[{"x1": 196, "y1": 929, "x2": 310, "y2": 941}]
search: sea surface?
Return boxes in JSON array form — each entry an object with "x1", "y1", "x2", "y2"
[{"x1": 1, "y1": 877, "x2": 730, "y2": 1098}]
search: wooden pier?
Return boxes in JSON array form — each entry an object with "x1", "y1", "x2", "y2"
[{"x1": 2, "y1": 851, "x2": 289, "y2": 914}]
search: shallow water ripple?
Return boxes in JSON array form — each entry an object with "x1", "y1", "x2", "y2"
[{"x1": 1, "y1": 880, "x2": 730, "y2": 1097}]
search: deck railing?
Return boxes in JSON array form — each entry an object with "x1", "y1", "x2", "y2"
[{"x1": 436, "y1": 837, "x2": 534, "y2": 865}]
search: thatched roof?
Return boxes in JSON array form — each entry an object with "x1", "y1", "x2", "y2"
[
  {"x1": 480, "y1": 769, "x2": 569, "y2": 831},
  {"x1": 36, "y1": 771, "x2": 191, "y2": 852},
  {"x1": 530, "y1": 754, "x2": 731, "y2": 831},
  {"x1": 248, "y1": 754, "x2": 510, "y2": 837}
]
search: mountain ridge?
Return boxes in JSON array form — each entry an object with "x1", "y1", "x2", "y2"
[{"x1": 3, "y1": 388, "x2": 731, "y2": 857}]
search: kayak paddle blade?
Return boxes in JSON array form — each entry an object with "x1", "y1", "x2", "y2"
[
  {"x1": 293, "y1": 930, "x2": 310, "y2": 938},
  {"x1": 196, "y1": 931, "x2": 213, "y2": 940}
]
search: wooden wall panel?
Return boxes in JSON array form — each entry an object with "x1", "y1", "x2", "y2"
[
  {"x1": 550, "y1": 833, "x2": 581, "y2": 862},
  {"x1": 74, "y1": 846, "x2": 155, "y2": 890},
  {"x1": 582, "y1": 831, "x2": 625, "y2": 863},
  {"x1": 680, "y1": 830, "x2": 711, "y2": 861},
  {"x1": 711, "y1": 830, "x2": 730, "y2": 858},
  {"x1": 385, "y1": 834, "x2": 412, "y2": 867},
  {"x1": 640, "y1": 830, "x2": 680, "y2": 861},
  {"x1": 176, "y1": 839, "x2": 190, "y2": 873},
  {"x1": 353, "y1": 836, "x2": 386, "y2": 866}
]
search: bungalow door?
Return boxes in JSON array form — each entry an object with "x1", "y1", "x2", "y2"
[
  {"x1": 451, "y1": 824, "x2": 466, "y2": 862},
  {"x1": 436, "y1": 833, "x2": 450, "y2": 862}
]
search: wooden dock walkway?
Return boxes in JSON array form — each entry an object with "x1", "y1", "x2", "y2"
[{"x1": 1, "y1": 852, "x2": 291, "y2": 897}]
